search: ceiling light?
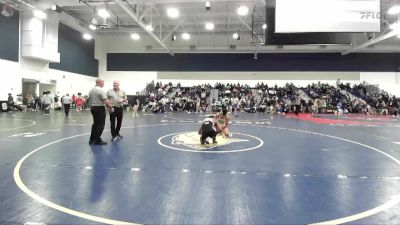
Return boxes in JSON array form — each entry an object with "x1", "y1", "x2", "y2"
[
  {"x1": 83, "y1": 34, "x2": 92, "y2": 40},
  {"x1": 182, "y1": 32, "x2": 190, "y2": 40},
  {"x1": 171, "y1": 33, "x2": 177, "y2": 41},
  {"x1": 388, "y1": 5, "x2": 400, "y2": 15},
  {"x1": 145, "y1": 24, "x2": 154, "y2": 31},
  {"x1": 131, "y1": 33, "x2": 140, "y2": 40},
  {"x1": 97, "y1": 9, "x2": 110, "y2": 19},
  {"x1": 205, "y1": 1, "x2": 211, "y2": 10},
  {"x1": 91, "y1": 17, "x2": 98, "y2": 25},
  {"x1": 205, "y1": 22, "x2": 214, "y2": 30},
  {"x1": 89, "y1": 24, "x2": 97, "y2": 30},
  {"x1": 232, "y1": 32, "x2": 240, "y2": 40},
  {"x1": 33, "y1": 10, "x2": 47, "y2": 19},
  {"x1": 1, "y1": 4, "x2": 14, "y2": 17},
  {"x1": 51, "y1": 5, "x2": 62, "y2": 13},
  {"x1": 262, "y1": 23, "x2": 267, "y2": 30},
  {"x1": 237, "y1": 6, "x2": 248, "y2": 16},
  {"x1": 389, "y1": 22, "x2": 400, "y2": 31},
  {"x1": 167, "y1": 8, "x2": 179, "y2": 18}
]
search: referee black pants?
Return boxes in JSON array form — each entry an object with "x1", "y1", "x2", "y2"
[
  {"x1": 64, "y1": 104, "x2": 70, "y2": 117},
  {"x1": 90, "y1": 106, "x2": 106, "y2": 143},
  {"x1": 110, "y1": 107, "x2": 123, "y2": 138}
]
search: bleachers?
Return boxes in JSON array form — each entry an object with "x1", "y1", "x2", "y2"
[{"x1": 139, "y1": 81, "x2": 399, "y2": 116}]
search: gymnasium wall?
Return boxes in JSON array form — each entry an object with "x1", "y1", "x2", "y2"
[
  {"x1": 98, "y1": 70, "x2": 157, "y2": 95},
  {"x1": 360, "y1": 72, "x2": 400, "y2": 96},
  {"x1": 49, "y1": 23, "x2": 98, "y2": 77},
  {"x1": 96, "y1": 35, "x2": 400, "y2": 96},
  {"x1": 107, "y1": 53, "x2": 400, "y2": 72},
  {"x1": 1, "y1": 18, "x2": 99, "y2": 101},
  {"x1": 0, "y1": 10, "x2": 19, "y2": 62},
  {"x1": 157, "y1": 71, "x2": 361, "y2": 80},
  {"x1": 1, "y1": 58, "x2": 97, "y2": 101},
  {"x1": 0, "y1": 59, "x2": 20, "y2": 99},
  {"x1": 156, "y1": 71, "x2": 358, "y2": 90},
  {"x1": 157, "y1": 71, "x2": 400, "y2": 96},
  {"x1": 96, "y1": 38, "x2": 157, "y2": 95}
]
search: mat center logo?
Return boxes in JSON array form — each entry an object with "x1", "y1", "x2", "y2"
[
  {"x1": 158, "y1": 131, "x2": 263, "y2": 153},
  {"x1": 172, "y1": 132, "x2": 248, "y2": 150}
]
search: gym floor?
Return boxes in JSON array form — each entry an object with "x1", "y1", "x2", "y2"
[{"x1": 1, "y1": 111, "x2": 400, "y2": 225}]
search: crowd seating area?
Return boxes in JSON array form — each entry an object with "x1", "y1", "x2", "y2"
[
  {"x1": 9, "y1": 80, "x2": 398, "y2": 116},
  {"x1": 139, "y1": 80, "x2": 400, "y2": 116}
]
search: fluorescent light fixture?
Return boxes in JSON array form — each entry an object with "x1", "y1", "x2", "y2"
[
  {"x1": 83, "y1": 34, "x2": 92, "y2": 40},
  {"x1": 390, "y1": 22, "x2": 400, "y2": 31},
  {"x1": 1, "y1": 4, "x2": 14, "y2": 17},
  {"x1": 388, "y1": 5, "x2": 400, "y2": 15},
  {"x1": 205, "y1": 1, "x2": 211, "y2": 10},
  {"x1": 205, "y1": 22, "x2": 214, "y2": 30},
  {"x1": 51, "y1": 4, "x2": 62, "y2": 13},
  {"x1": 232, "y1": 32, "x2": 240, "y2": 40},
  {"x1": 145, "y1": 24, "x2": 154, "y2": 31},
  {"x1": 33, "y1": 10, "x2": 47, "y2": 19},
  {"x1": 182, "y1": 32, "x2": 190, "y2": 40},
  {"x1": 167, "y1": 8, "x2": 179, "y2": 18},
  {"x1": 97, "y1": 9, "x2": 110, "y2": 18},
  {"x1": 89, "y1": 24, "x2": 97, "y2": 30},
  {"x1": 131, "y1": 33, "x2": 140, "y2": 40},
  {"x1": 262, "y1": 23, "x2": 267, "y2": 29},
  {"x1": 91, "y1": 17, "x2": 98, "y2": 24},
  {"x1": 237, "y1": 6, "x2": 248, "y2": 16}
]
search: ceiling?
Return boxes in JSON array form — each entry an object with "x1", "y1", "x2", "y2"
[{"x1": 2, "y1": 0, "x2": 400, "y2": 54}]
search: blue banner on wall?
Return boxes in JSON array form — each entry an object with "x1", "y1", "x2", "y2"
[
  {"x1": 107, "y1": 53, "x2": 400, "y2": 72},
  {"x1": 0, "y1": 10, "x2": 19, "y2": 62}
]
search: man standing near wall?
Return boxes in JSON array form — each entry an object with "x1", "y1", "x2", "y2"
[
  {"x1": 88, "y1": 78, "x2": 114, "y2": 145},
  {"x1": 42, "y1": 92, "x2": 53, "y2": 115},
  {"x1": 7, "y1": 93, "x2": 14, "y2": 114},
  {"x1": 107, "y1": 81, "x2": 127, "y2": 141}
]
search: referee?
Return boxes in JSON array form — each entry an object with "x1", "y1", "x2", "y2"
[
  {"x1": 88, "y1": 78, "x2": 113, "y2": 145},
  {"x1": 107, "y1": 80, "x2": 127, "y2": 141},
  {"x1": 62, "y1": 93, "x2": 72, "y2": 118}
]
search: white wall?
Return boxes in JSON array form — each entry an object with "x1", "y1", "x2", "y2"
[
  {"x1": 360, "y1": 72, "x2": 400, "y2": 96},
  {"x1": 96, "y1": 36, "x2": 157, "y2": 95},
  {"x1": 96, "y1": 35, "x2": 400, "y2": 97},
  {"x1": 157, "y1": 71, "x2": 360, "y2": 87},
  {"x1": 0, "y1": 58, "x2": 97, "y2": 101},
  {"x1": 158, "y1": 78, "x2": 353, "y2": 88},
  {"x1": 158, "y1": 72, "x2": 400, "y2": 96},
  {"x1": 100, "y1": 71, "x2": 157, "y2": 95},
  {"x1": 0, "y1": 59, "x2": 21, "y2": 99}
]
